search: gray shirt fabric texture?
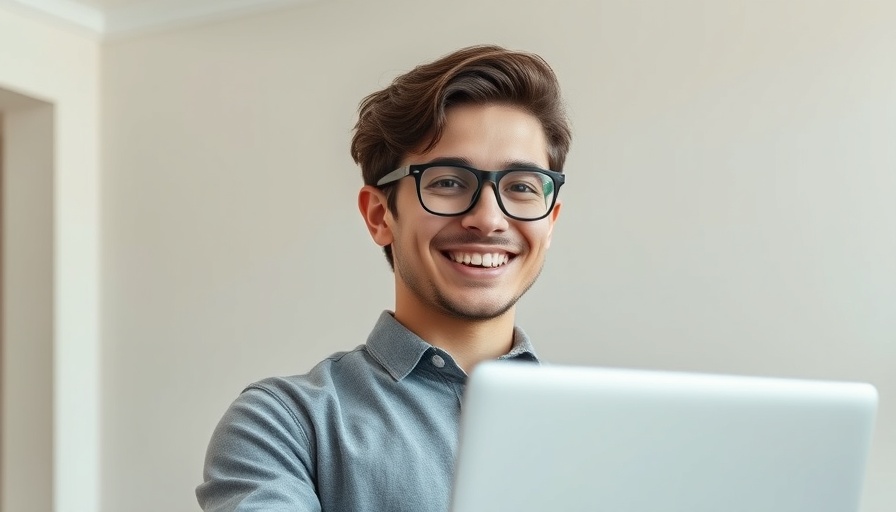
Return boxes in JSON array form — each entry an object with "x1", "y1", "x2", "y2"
[{"x1": 196, "y1": 310, "x2": 539, "y2": 512}]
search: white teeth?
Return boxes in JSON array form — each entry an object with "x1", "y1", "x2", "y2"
[{"x1": 449, "y1": 252, "x2": 509, "y2": 268}]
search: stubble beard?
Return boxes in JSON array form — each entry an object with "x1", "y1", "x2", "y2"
[{"x1": 396, "y1": 256, "x2": 544, "y2": 321}]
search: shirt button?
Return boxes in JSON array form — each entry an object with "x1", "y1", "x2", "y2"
[{"x1": 431, "y1": 354, "x2": 445, "y2": 368}]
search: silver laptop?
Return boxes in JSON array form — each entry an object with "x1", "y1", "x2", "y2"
[{"x1": 450, "y1": 362, "x2": 878, "y2": 512}]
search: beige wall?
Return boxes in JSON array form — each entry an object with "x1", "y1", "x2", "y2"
[
  {"x1": 102, "y1": 1, "x2": 895, "y2": 511},
  {"x1": 0, "y1": 7, "x2": 101, "y2": 512}
]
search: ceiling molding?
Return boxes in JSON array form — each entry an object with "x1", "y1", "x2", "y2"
[
  {"x1": 0, "y1": 0, "x2": 104, "y2": 35},
  {"x1": 1, "y1": 0, "x2": 317, "y2": 40},
  {"x1": 103, "y1": 0, "x2": 316, "y2": 39}
]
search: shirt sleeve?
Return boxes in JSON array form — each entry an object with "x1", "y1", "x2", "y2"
[{"x1": 196, "y1": 385, "x2": 321, "y2": 512}]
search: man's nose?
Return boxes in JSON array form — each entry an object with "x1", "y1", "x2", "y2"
[{"x1": 460, "y1": 183, "x2": 509, "y2": 234}]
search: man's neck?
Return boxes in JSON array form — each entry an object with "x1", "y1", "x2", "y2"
[{"x1": 393, "y1": 303, "x2": 516, "y2": 374}]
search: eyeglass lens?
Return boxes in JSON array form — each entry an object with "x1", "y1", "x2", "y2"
[{"x1": 418, "y1": 166, "x2": 555, "y2": 219}]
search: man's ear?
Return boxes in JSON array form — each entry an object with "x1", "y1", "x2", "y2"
[
  {"x1": 544, "y1": 199, "x2": 562, "y2": 250},
  {"x1": 358, "y1": 185, "x2": 394, "y2": 247}
]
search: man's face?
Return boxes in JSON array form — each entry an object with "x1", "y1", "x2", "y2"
[{"x1": 385, "y1": 103, "x2": 561, "y2": 321}]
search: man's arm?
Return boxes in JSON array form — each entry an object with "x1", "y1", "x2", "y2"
[{"x1": 196, "y1": 385, "x2": 321, "y2": 512}]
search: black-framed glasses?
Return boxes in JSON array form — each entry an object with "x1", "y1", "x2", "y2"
[{"x1": 376, "y1": 163, "x2": 565, "y2": 221}]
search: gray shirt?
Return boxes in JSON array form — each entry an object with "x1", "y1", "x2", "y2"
[{"x1": 196, "y1": 311, "x2": 538, "y2": 512}]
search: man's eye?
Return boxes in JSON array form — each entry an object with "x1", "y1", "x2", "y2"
[
  {"x1": 430, "y1": 178, "x2": 466, "y2": 188},
  {"x1": 505, "y1": 182, "x2": 540, "y2": 194}
]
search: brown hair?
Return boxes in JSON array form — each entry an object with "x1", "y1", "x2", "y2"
[{"x1": 351, "y1": 44, "x2": 572, "y2": 267}]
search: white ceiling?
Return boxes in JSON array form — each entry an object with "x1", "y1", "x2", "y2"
[
  {"x1": 1, "y1": 0, "x2": 318, "y2": 39},
  {"x1": 61, "y1": 0, "x2": 146, "y2": 8}
]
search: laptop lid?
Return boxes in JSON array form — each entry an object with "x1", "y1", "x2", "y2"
[{"x1": 450, "y1": 362, "x2": 878, "y2": 512}]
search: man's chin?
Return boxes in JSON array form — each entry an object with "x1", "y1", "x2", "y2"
[{"x1": 435, "y1": 295, "x2": 518, "y2": 322}]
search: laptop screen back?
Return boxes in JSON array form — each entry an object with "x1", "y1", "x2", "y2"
[{"x1": 450, "y1": 362, "x2": 877, "y2": 512}]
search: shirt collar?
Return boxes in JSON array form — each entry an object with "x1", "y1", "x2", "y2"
[{"x1": 365, "y1": 310, "x2": 539, "y2": 382}]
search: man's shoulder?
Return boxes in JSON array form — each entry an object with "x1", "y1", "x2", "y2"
[{"x1": 239, "y1": 344, "x2": 382, "y2": 408}]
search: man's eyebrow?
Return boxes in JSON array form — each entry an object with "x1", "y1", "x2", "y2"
[
  {"x1": 421, "y1": 156, "x2": 473, "y2": 166},
  {"x1": 420, "y1": 157, "x2": 547, "y2": 170},
  {"x1": 501, "y1": 159, "x2": 547, "y2": 170}
]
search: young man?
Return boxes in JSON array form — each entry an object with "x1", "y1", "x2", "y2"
[{"x1": 197, "y1": 44, "x2": 571, "y2": 512}]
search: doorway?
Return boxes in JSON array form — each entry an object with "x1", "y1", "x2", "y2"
[{"x1": 0, "y1": 85, "x2": 54, "y2": 512}]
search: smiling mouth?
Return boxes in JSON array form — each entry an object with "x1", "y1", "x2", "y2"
[{"x1": 445, "y1": 251, "x2": 512, "y2": 268}]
